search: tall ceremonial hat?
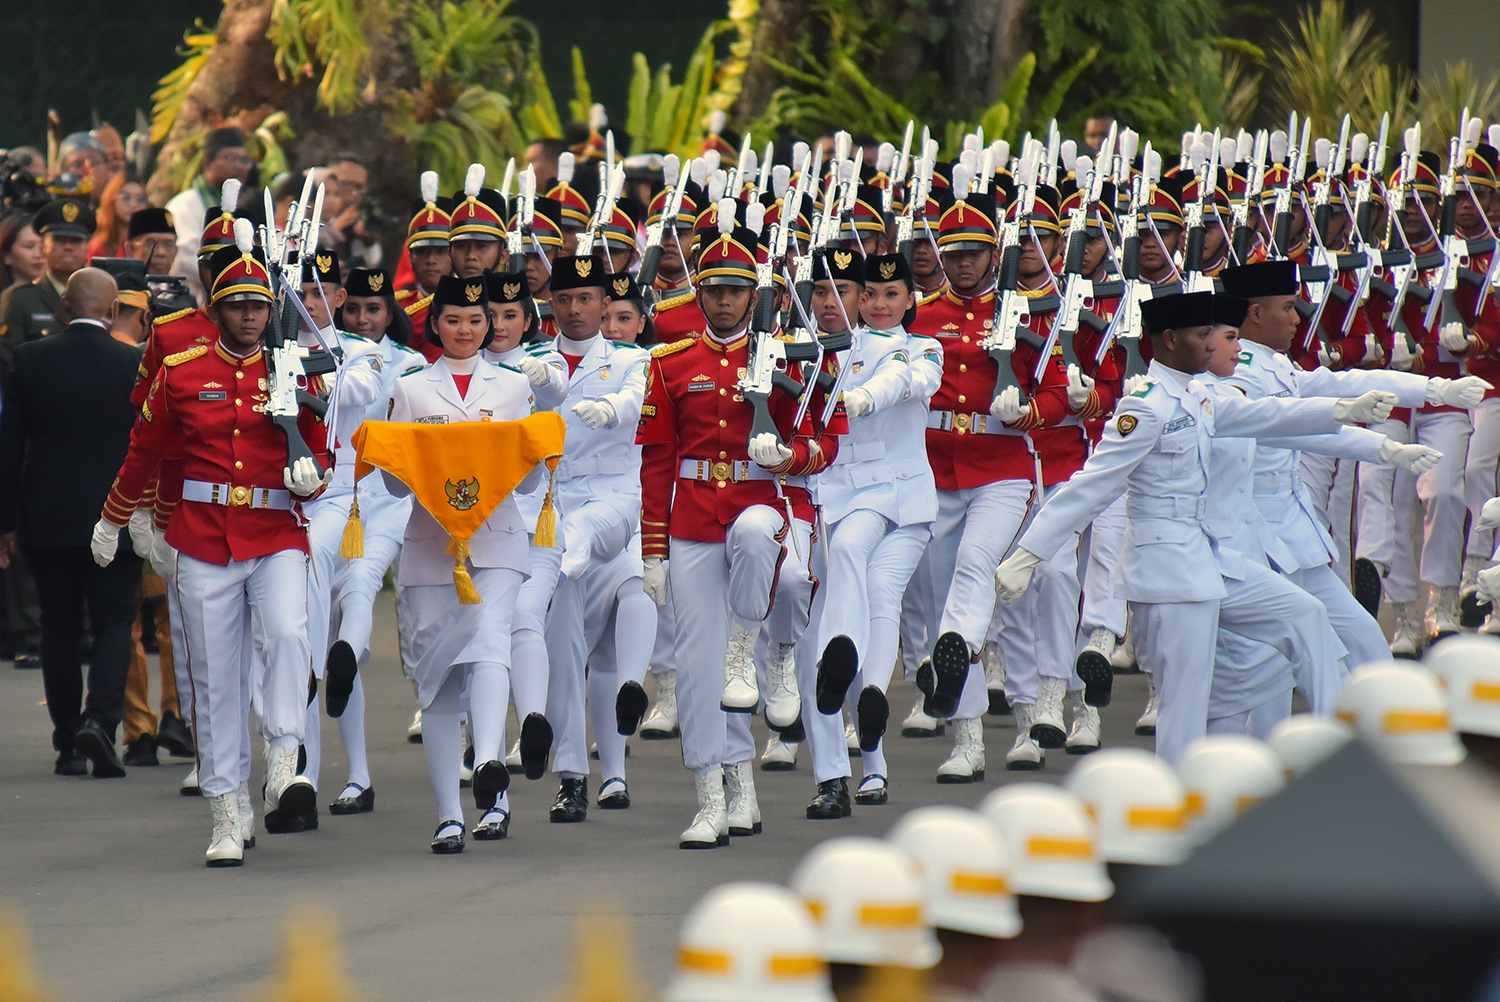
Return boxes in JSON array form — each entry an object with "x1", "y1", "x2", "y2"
[
  {"x1": 839, "y1": 184, "x2": 886, "y2": 239},
  {"x1": 763, "y1": 194, "x2": 812, "y2": 247},
  {"x1": 408, "y1": 170, "x2": 453, "y2": 248},
  {"x1": 485, "y1": 270, "x2": 530, "y2": 304},
  {"x1": 299, "y1": 247, "x2": 341, "y2": 286},
  {"x1": 550, "y1": 253, "x2": 609, "y2": 291},
  {"x1": 1395, "y1": 149, "x2": 1443, "y2": 196},
  {"x1": 199, "y1": 178, "x2": 243, "y2": 258},
  {"x1": 647, "y1": 183, "x2": 700, "y2": 231},
  {"x1": 448, "y1": 164, "x2": 506, "y2": 242},
  {"x1": 1181, "y1": 167, "x2": 1233, "y2": 218},
  {"x1": 605, "y1": 271, "x2": 643, "y2": 302},
  {"x1": 1305, "y1": 166, "x2": 1348, "y2": 206},
  {"x1": 546, "y1": 152, "x2": 593, "y2": 229},
  {"x1": 700, "y1": 110, "x2": 738, "y2": 162},
  {"x1": 571, "y1": 103, "x2": 611, "y2": 163},
  {"x1": 345, "y1": 267, "x2": 391, "y2": 298},
  {"x1": 696, "y1": 200, "x2": 759, "y2": 287},
  {"x1": 1212, "y1": 292, "x2": 1250, "y2": 328},
  {"x1": 1058, "y1": 179, "x2": 1117, "y2": 235},
  {"x1": 864, "y1": 252, "x2": 913, "y2": 289},
  {"x1": 936, "y1": 165, "x2": 999, "y2": 252},
  {"x1": 815, "y1": 247, "x2": 865, "y2": 285},
  {"x1": 531, "y1": 196, "x2": 565, "y2": 249},
  {"x1": 208, "y1": 218, "x2": 273, "y2": 304},
  {"x1": 126, "y1": 207, "x2": 175, "y2": 239},
  {"x1": 1139, "y1": 290, "x2": 1214, "y2": 335},
  {"x1": 601, "y1": 197, "x2": 645, "y2": 257},
  {"x1": 1006, "y1": 183, "x2": 1062, "y2": 234},
  {"x1": 1143, "y1": 174, "x2": 1185, "y2": 228},
  {"x1": 32, "y1": 198, "x2": 95, "y2": 240},
  {"x1": 1219, "y1": 260, "x2": 1299, "y2": 298},
  {"x1": 1462, "y1": 142, "x2": 1499, "y2": 189}
]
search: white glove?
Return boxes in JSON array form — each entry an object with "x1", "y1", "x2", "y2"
[
  {"x1": 1478, "y1": 564, "x2": 1500, "y2": 605},
  {"x1": 127, "y1": 508, "x2": 155, "y2": 558},
  {"x1": 1477, "y1": 496, "x2": 1500, "y2": 532},
  {"x1": 1122, "y1": 374, "x2": 1147, "y2": 396},
  {"x1": 91, "y1": 518, "x2": 121, "y2": 567},
  {"x1": 1378, "y1": 439, "x2": 1442, "y2": 475},
  {"x1": 572, "y1": 399, "x2": 616, "y2": 429},
  {"x1": 284, "y1": 456, "x2": 332, "y2": 496},
  {"x1": 1333, "y1": 390, "x2": 1398, "y2": 425},
  {"x1": 642, "y1": 557, "x2": 668, "y2": 606},
  {"x1": 995, "y1": 547, "x2": 1043, "y2": 604},
  {"x1": 1065, "y1": 364, "x2": 1095, "y2": 410},
  {"x1": 749, "y1": 431, "x2": 793, "y2": 469},
  {"x1": 989, "y1": 385, "x2": 1025, "y2": 424},
  {"x1": 1426, "y1": 375, "x2": 1492, "y2": 409},
  {"x1": 518, "y1": 354, "x2": 552, "y2": 386},
  {"x1": 1360, "y1": 333, "x2": 1385, "y2": 368},
  {"x1": 148, "y1": 528, "x2": 175, "y2": 579},
  {"x1": 1390, "y1": 332, "x2": 1418, "y2": 370},
  {"x1": 841, "y1": 387, "x2": 874, "y2": 419},
  {"x1": 1317, "y1": 345, "x2": 1340, "y2": 368},
  {"x1": 1439, "y1": 321, "x2": 1474, "y2": 353}
]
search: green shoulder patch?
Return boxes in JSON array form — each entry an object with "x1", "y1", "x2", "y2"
[
  {"x1": 1238, "y1": 350, "x2": 1253, "y2": 365},
  {"x1": 400, "y1": 364, "x2": 426, "y2": 376},
  {"x1": 1129, "y1": 381, "x2": 1156, "y2": 398}
]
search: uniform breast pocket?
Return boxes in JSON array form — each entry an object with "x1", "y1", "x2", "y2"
[
  {"x1": 850, "y1": 465, "x2": 889, "y2": 489},
  {"x1": 1156, "y1": 431, "x2": 1198, "y2": 479}
]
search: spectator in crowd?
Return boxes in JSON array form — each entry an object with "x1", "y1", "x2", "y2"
[
  {"x1": 57, "y1": 132, "x2": 107, "y2": 191},
  {"x1": 328, "y1": 154, "x2": 381, "y2": 267},
  {"x1": 525, "y1": 137, "x2": 569, "y2": 187},
  {"x1": 124, "y1": 208, "x2": 178, "y2": 276},
  {"x1": 165, "y1": 127, "x2": 251, "y2": 299},
  {"x1": 0, "y1": 199, "x2": 96, "y2": 362},
  {"x1": 88, "y1": 173, "x2": 151, "y2": 259},
  {"x1": 0, "y1": 212, "x2": 44, "y2": 291}
]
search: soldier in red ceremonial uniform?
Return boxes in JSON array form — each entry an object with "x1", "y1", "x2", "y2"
[
  {"x1": 92, "y1": 221, "x2": 331, "y2": 868},
  {"x1": 396, "y1": 170, "x2": 453, "y2": 363},
  {"x1": 636, "y1": 213, "x2": 842, "y2": 849}
]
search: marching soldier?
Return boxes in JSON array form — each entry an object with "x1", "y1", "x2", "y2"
[{"x1": 396, "y1": 171, "x2": 452, "y2": 362}]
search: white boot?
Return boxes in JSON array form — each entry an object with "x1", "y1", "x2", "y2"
[
  {"x1": 235, "y1": 784, "x2": 256, "y2": 849},
  {"x1": 983, "y1": 643, "x2": 1008, "y2": 714},
  {"x1": 844, "y1": 719, "x2": 861, "y2": 756},
  {"x1": 1427, "y1": 585, "x2": 1461, "y2": 640},
  {"x1": 1135, "y1": 675, "x2": 1159, "y2": 735},
  {"x1": 763, "y1": 641, "x2": 801, "y2": 729},
  {"x1": 641, "y1": 670, "x2": 680, "y2": 737},
  {"x1": 1005, "y1": 703, "x2": 1043, "y2": 770},
  {"x1": 1065, "y1": 690, "x2": 1101, "y2": 754},
  {"x1": 680, "y1": 766, "x2": 729, "y2": 849},
  {"x1": 1030, "y1": 676, "x2": 1068, "y2": 749},
  {"x1": 1110, "y1": 632, "x2": 1137, "y2": 671},
  {"x1": 180, "y1": 765, "x2": 200, "y2": 796},
  {"x1": 723, "y1": 760, "x2": 762, "y2": 835},
  {"x1": 761, "y1": 734, "x2": 797, "y2": 771},
  {"x1": 936, "y1": 717, "x2": 985, "y2": 783},
  {"x1": 721, "y1": 622, "x2": 760, "y2": 712},
  {"x1": 1389, "y1": 600, "x2": 1423, "y2": 658},
  {"x1": 263, "y1": 741, "x2": 314, "y2": 813},
  {"x1": 900, "y1": 690, "x2": 943, "y2": 737},
  {"x1": 206, "y1": 793, "x2": 244, "y2": 867}
]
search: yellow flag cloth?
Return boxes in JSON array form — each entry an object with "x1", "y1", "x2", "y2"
[{"x1": 349, "y1": 412, "x2": 565, "y2": 603}]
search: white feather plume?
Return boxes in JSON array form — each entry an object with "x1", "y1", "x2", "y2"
[
  {"x1": 963, "y1": 134, "x2": 979, "y2": 154},
  {"x1": 220, "y1": 178, "x2": 241, "y2": 216},
  {"x1": 1181, "y1": 131, "x2": 1195, "y2": 157},
  {"x1": 772, "y1": 164, "x2": 790, "y2": 198},
  {"x1": 1490, "y1": 124, "x2": 1500, "y2": 149},
  {"x1": 746, "y1": 200, "x2": 765, "y2": 235},
  {"x1": 877, "y1": 142, "x2": 894, "y2": 173},
  {"x1": 556, "y1": 152, "x2": 574, "y2": 185},
  {"x1": 1120, "y1": 129, "x2": 1139, "y2": 164},
  {"x1": 991, "y1": 140, "x2": 1008, "y2": 166},
  {"x1": 708, "y1": 171, "x2": 726, "y2": 203},
  {"x1": 792, "y1": 141, "x2": 809, "y2": 167},
  {"x1": 1270, "y1": 131, "x2": 1288, "y2": 164},
  {"x1": 741, "y1": 149, "x2": 757, "y2": 181},
  {"x1": 1314, "y1": 137, "x2": 1331, "y2": 169},
  {"x1": 959, "y1": 149, "x2": 978, "y2": 173},
  {"x1": 1144, "y1": 150, "x2": 1162, "y2": 185},
  {"x1": 925, "y1": 138, "x2": 939, "y2": 164},
  {"x1": 717, "y1": 198, "x2": 735, "y2": 235},
  {"x1": 233, "y1": 217, "x2": 254, "y2": 254},
  {"x1": 690, "y1": 158, "x2": 709, "y2": 185},
  {"x1": 1061, "y1": 139, "x2": 1077, "y2": 173},
  {"x1": 709, "y1": 109, "x2": 726, "y2": 135},
  {"x1": 1350, "y1": 133, "x2": 1369, "y2": 166},
  {"x1": 951, "y1": 163, "x2": 973, "y2": 196},
  {"x1": 1236, "y1": 130, "x2": 1253, "y2": 161},
  {"x1": 1467, "y1": 117, "x2": 1483, "y2": 145},
  {"x1": 464, "y1": 163, "x2": 485, "y2": 198},
  {"x1": 1404, "y1": 127, "x2": 1419, "y2": 156},
  {"x1": 589, "y1": 103, "x2": 607, "y2": 130},
  {"x1": 703, "y1": 149, "x2": 721, "y2": 173},
  {"x1": 662, "y1": 154, "x2": 680, "y2": 187},
  {"x1": 420, "y1": 170, "x2": 439, "y2": 204},
  {"x1": 1075, "y1": 155, "x2": 1093, "y2": 180},
  {"x1": 1219, "y1": 138, "x2": 1236, "y2": 168}
]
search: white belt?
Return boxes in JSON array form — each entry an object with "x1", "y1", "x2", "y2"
[
  {"x1": 1126, "y1": 494, "x2": 1208, "y2": 520},
  {"x1": 926, "y1": 409, "x2": 1020, "y2": 436},
  {"x1": 679, "y1": 458, "x2": 807, "y2": 488},
  {"x1": 182, "y1": 480, "x2": 293, "y2": 510},
  {"x1": 556, "y1": 455, "x2": 635, "y2": 481},
  {"x1": 1252, "y1": 471, "x2": 1300, "y2": 495}
]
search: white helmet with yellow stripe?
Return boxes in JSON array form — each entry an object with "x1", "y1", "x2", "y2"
[
  {"x1": 665, "y1": 882, "x2": 833, "y2": 1002},
  {"x1": 788, "y1": 838, "x2": 941, "y2": 969},
  {"x1": 977, "y1": 783, "x2": 1113, "y2": 902},
  {"x1": 886, "y1": 806, "x2": 1021, "y2": 940},
  {"x1": 1334, "y1": 662, "x2": 1465, "y2": 766},
  {"x1": 1175, "y1": 735, "x2": 1284, "y2": 845},
  {"x1": 1423, "y1": 634, "x2": 1500, "y2": 737},
  {"x1": 1062, "y1": 748, "x2": 1192, "y2": 865},
  {"x1": 1267, "y1": 713, "x2": 1353, "y2": 778}
]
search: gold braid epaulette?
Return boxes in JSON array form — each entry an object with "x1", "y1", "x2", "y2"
[
  {"x1": 917, "y1": 290, "x2": 942, "y2": 307},
  {"x1": 404, "y1": 293, "x2": 433, "y2": 317},
  {"x1": 654, "y1": 292, "x2": 695, "y2": 312},
  {"x1": 163, "y1": 345, "x2": 209, "y2": 367},
  {"x1": 651, "y1": 337, "x2": 695, "y2": 358},
  {"x1": 155, "y1": 307, "x2": 195, "y2": 325}
]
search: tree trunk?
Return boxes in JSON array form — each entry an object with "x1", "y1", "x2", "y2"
[
  {"x1": 735, "y1": 0, "x2": 813, "y2": 124},
  {"x1": 935, "y1": 0, "x2": 1032, "y2": 105}
]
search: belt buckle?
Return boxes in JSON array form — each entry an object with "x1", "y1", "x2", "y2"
[
  {"x1": 710, "y1": 461, "x2": 733, "y2": 482},
  {"x1": 230, "y1": 486, "x2": 251, "y2": 507},
  {"x1": 953, "y1": 413, "x2": 971, "y2": 434}
]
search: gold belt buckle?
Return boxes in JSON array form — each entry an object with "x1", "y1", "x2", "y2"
[
  {"x1": 952, "y1": 413, "x2": 971, "y2": 434},
  {"x1": 230, "y1": 486, "x2": 251, "y2": 507},
  {"x1": 710, "y1": 461, "x2": 733, "y2": 482}
]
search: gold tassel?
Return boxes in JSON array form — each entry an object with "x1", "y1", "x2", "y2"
[
  {"x1": 451, "y1": 537, "x2": 483, "y2": 605},
  {"x1": 534, "y1": 462, "x2": 559, "y2": 547},
  {"x1": 340, "y1": 493, "x2": 365, "y2": 559}
]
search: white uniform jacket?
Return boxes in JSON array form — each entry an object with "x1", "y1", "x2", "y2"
[
  {"x1": 551, "y1": 334, "x2": 650, "y2": 519},
  {"x1": 488, "y1": 340, "x2": 569, "y2": 529}
]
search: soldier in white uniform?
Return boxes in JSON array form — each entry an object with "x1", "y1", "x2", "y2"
[{"x1": 997, "y1": 291, "x2": 1402, "y2": 761}]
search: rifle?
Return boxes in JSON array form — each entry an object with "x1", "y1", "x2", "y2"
[
  {"x1": 1094, "y1": 147, "x2": 1158, "y2": 378},
  {"x1": 637, "y1": 155, "x2": 685, "y2": 297},
  {"x1": 504, "y1": 166, "x2": 535, "y2": 276},
  {"x1": 740, "y1": 208, "x2": 813, "y2": 448},
  {"x1": 576, "y1": 158, "x2": 624, "y2": 259},
  {"x1": 1231, "y1": 130, "x2": 1268, "y2": 265},
  {"x1": 982, "y1": 148, "x2": 1039, "y2": 401},
  {"x1": 1423, "y1": 110, "x2": 1474, "y2": 338},
  {"x1": 895, "y1": 144, "x2": 935, "y2": 269},
  {"x1": 1340, "y1": 118, "x2": 1386, "y2": 339},
  {"x1": 1182, "y1": 127, "x2": 1222, "y2": 292},
  {"x1": 1271, "y1": 113, "x2": 1310, "y2": 258},
  {"x1": 1042, "y1": 145, "x2": 1114, "y2": 381}
]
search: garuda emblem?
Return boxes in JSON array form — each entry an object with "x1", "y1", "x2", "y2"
[{"x1": 445, "y1": 477, "x2": 480, "y2": 511}]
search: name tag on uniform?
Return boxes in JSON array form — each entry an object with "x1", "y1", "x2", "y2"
[
  {"x1": 479, "y1": 409, "x2": 493, "y2": 421},
  {"x1": 414, "y1": 414, "x2": 449, "y2": 424},
  {"x1": 689, "y1": 380, "x2": 714, "y2": 392},
  {"x1": 1163, "y1": 416, "x2": 1196, "y2": 434},
  {"x1": 199, "y1": 391, "x2": 227, "y2": 401},
  {"x1": 31, "y1": 312, "x2": 54, "y2": 322}
]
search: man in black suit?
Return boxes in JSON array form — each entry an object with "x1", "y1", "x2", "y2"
[{"x1": 0, "y1": 267, "x2": 144, "y2": 777}]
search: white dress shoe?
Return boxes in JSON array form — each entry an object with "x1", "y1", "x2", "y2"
[
  {"x1": 1135, "y1": 675, "x2": 1159, "y2": 735},
  {"x1": 936, "y1": 717, "x2": 985, "y2": 783},
  {"x1": 1065, "y1": 690, "x2": 1101, "y2": 754},
  {"x1": 407, "y1": 708, "x2": 423, "y2": 743},
  {"x1": 721, "y1": 622, "x2": 760, "y2": 712},
  {"x1": 1006, "y1": 703, "x2": 1044, "y2": 770},
  {"x1": 641, "y1": 670, "x2": 680, "y2": 738},
  {"x1": 235, "y1": 784, "x2": 256, "y2": 848},
  {"x1": 763, "y1": 641, "x2": 801, "y2": 729},
  {"x1": 206, "y1": 793, "x2": 244, "y2": 867},
  {"x1": 1030, "y1": 676, "x2": 1068, "y2": 749},
  {"x1": 900, "y1": 691, "x2": 943, "y2": 737},
  {"x1": 680, "y1": 767, "x2": 729, "y2": 848},
  {"x1": 180, "y1": 765, "x2": 200, "y2": 796},
  {"x1": 760, "y1": 734, "x2": 797, "y2": 771},
  {"x1": 723, "y1": 760, "x2": 762, "y2": 835}
]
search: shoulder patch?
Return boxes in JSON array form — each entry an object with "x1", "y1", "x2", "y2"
[
  {"x1": 400, "y1": 365, "x2": 426, "y2": 376},
  {"x1": 608, "y1": 339, "x2": 643, "y2": 350},
  {"x1": 154, "y1": 307, "x2": 195, "y2": 326},
  {"x1": 918, "y1": 290, "x2": 942, "y2": 307},
  {"x1": 655, "y1": 292, "x2": 695, "y2": 312},
  {"x1": 163, "y1": 345, "x2": 209, "y2": 367},
  {"x1": 344, "y1": 331, "x2": 371, "y2": 343},
  {"x1": 1129, "y1": 381, "x2": 1156, "y2": 398},
  {"x1": 652, "y1": 337, "x2": 695, "y2": 358},
  {"x1": 396, "y1": 343, "x2": 422, "y2": 356},
  {"x1": 1238, "y1": 350, "x2": 1253, "y2": 365},
  {"x1": 494, "y1": 361, "x2": 523, "y2": 375},
  {"x1": 1116, "y1": 414, "x2": 1138, "y2": 436},
  {"x1": 404, "y1": 293, "x2": 433, "y2": 317}
]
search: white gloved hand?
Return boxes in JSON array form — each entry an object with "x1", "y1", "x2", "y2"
[
  {"x1": 1333, "y1": 389, "x2": 1398, "y2": 425},
  {"x1": 1317, "y1": 345, "x2": 1340, "y2": 368},
  {"x1": 990, "y1": 385, "x2": 1025, "y2": 424},
  {"x1": 1378, "y1": 439, "x2": 1442, "y2": 475},
  {"x1": 995, "y1": 547, "x2": 1043, "y2": 604},
  {"x1": 572, "y1": 399, "x2": 616, "y2": 429},
  {"x1": 1477, "y1": 496, "x2": 1500, "y2": 532},
  {"x1": 642, "y1": 557, "x2": 668, "y2": 606},
  {"x1": 1477, "y1": 564, "x2": 1500, "y2": 605},
  {"x1": 841, "y1": 387, "x2": 874, "y2": 419},
  {"x1": 127, "y1": 508, "x2": 155, "y2": 558},
  {"x1": 1122, "y1": 374, "x2": 1147, "y2": 396},
  {"x1": 1439, "y1": 321, "x2": 1474, "y2": 353},
  {"x1": 518, "y1": 354, "x2": 552, "y2": 386},
  {"x1": 148, "y1": 528, "x2": 175, "y2": 579},
  {"x1": 1426, "y1": 375, "x2": 1492, "y2": 409},
  {"x1": 1360, "y1": 333, "x2": 1385, "y2": 368},
  {"x1": 284, "y1": 456, "x2": 331, "y2": 495},
  {"x1": 749, "y1": 431, "x2": 794, "y2": 469},
  {"x1": 90, "y1": 518, "x2": 121, "y2": 567},
  {"x1": 1065, "y1": 364, "x2": 1095, "y2": 410}
]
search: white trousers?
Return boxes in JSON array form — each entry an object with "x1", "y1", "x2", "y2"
[
  {"x1": 898, "y1": 545, "x2": 937, "y2": 682},
  {"x1": 670, "y1": 506, "x2": 814, "y2": 771},
  {"x1": 1287, "y1": 562, "x2": 1385, "y2": 673},
  {"x1": 1466, "y1": 397, "x2": 1500, "y2": 559},
  {"x1": 1299, "y1": 451, "x2": 1356, "y2": 582},
  {"x1": 1079, "y1": 496, "x2": 1128, "y2": 636},
  {"x1": 513, "y1": 539, "x2": 562, "y2": 724},
  {"x1": 792, "y1": 523, "x2": 850, "y2": 783},
  {"x1": 174, "y1": 549, "x2": 309, "y2": 798},
  {"x1": 999, "y1": 534, "x2": 1084, "y2": 705},
  {"x1": 1357, "y1": 409, "x2": 1472, "y2": 599},
  {"x1": 160, "y1": 554, "x2": 193, "y2": 727}
]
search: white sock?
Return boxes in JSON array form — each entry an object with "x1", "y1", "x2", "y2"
[
  {"x1": 468, "y1": 660, "x2": 510, "y2": 764},
  {"x1": 589, "y1": 668, "x2": 627, "y2": 782},
  {"x1": 423, "y1": 671, "x2": 466, "y2": 824},
  {"x1": 612, "y1": 586, "x2": 658, "y2": 687},
  {"x1": 510, "y1": 627, "x2": 549, "y2": 720},
  {"x1": 337, "y1": 674, "x2": 370, "y2": 789}
]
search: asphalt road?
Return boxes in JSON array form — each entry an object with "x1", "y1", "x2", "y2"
[{"x1": 0, "y1": 592, "x2": 1156, "y2": 1002}]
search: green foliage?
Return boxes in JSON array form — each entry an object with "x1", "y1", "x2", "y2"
[
  {"x1": 619, "y1": 20, "x2": 743, "y2": 156},
  {"x1": 1268, "y1": 0, "x2": 1388, "y2": 137},
  {"x1": 388, "y1": 85, "x2": 520, "y2": 190},
  {"x1": 268, "y1": 0, "x2": 396, "y2": 114},
  {"x1": 569, "y1": 47, "x2": 593, "y2": 125},
  {"x1": 150, "y1": 21, "x2": 217, "y2": 145},
  {"x1": 405, "y1": 0, "x2": 533, "y2": 93},
  {"x1": 1417, "y1": 62, "x2": 1500, "y2": 153}
]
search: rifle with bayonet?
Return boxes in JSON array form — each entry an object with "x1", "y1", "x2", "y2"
[
  {"x1": 1183, "y1": 127, "x2": 1222, "y2": 292},
  {"x1": 504, "y1": 166, "x2": 535, "y2": 276}
]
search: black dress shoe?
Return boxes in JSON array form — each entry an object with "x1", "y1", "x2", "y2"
[
  {"x1": 472, "y1": 760, "x2": 510, "y2": 811},
  {"x1": 122, "y1": 735, "x2": 159, "y2": 767},
  {"x1": 473, "y1": 809, "x2": 510, "y2": 840},
  {"x1": 806, "y1": 777, "x2": 852, "y2": 819},
  {"x1": 431, "y1": 820, "x2": 466, "y2": 853},
  {"x1": 519, "y1": 712, "x2": 553, "y2": 781},
  {"x1": 927, "y1": 632, "x2": 972, "y2": 719},
  {"x1": 54, "y1": 749, "x2": 88, "y2": 776},
  {"x1": 615, "y1": 681, "x2": 648, "y2": 736},
  {"x1": 1074, "y1": 648, "x2": 1114, "y2": 708},
  {"x1": 987, "y1": 688, "x2": 1012, "y2": 715},
  {"x1": 1461, "y1": 589, "x2": 1494, "y2": 630},
  {"x1": 597, "y1": 778, "x2": 630, "y2": 809},
  {"x1": 816, "y1": 636, "x2": 859, "y2": 714},
  {"x1": 856, "y1": 686, "x2": 888, "y2": 752},
  {"x1": 74, "y1": 721, "x2": 126, "y2": 778},
  {"x1": 155, "y1": 711, "x2": 195, "y2": 758},
  {"x1": 550, "y1": 777, "x2": 588, "y2": 823},
  {"x1": 324, "y1": 640, "x2": 358, "y2": 718},
  {"x1": 854, "y1": 775, "x2": 888, "y2": 806},
  {"x1": 1353, "y1": 557, "x2": 1383, "y2": 617},
  {"x1": 328, "y1": 784, "x2": 374, "y2": 815}
]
